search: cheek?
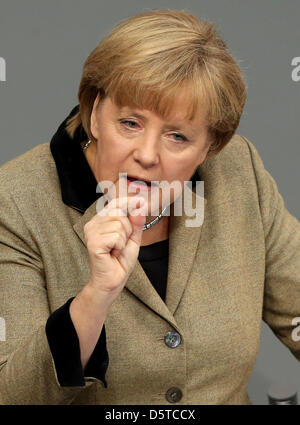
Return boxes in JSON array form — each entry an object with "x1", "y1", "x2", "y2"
[
  {"x1": 166, "y1": 162, "x2": 192, "y2": 184},
  {"x1": 98, "y1": 128, "x2": 128, "y2": 159}
]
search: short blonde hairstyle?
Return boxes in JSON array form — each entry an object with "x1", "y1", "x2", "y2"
[{"x1": 66, "y1": 8, "x2": 247, "y2": 159}]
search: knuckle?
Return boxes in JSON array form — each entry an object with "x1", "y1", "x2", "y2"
[
  {"x1": 115, "y1": 232, "x2": 125, "y2": 245},
  {"x1": 115, "y1": 232, "x2": 123, "y2": 242},
  {"x1": 115, "y1": 220, "x2": 123, "y2": 231}
]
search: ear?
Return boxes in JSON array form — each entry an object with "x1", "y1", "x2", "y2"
[{"x1": 90, "y1": 93, "x2": 101, "y2": 141}]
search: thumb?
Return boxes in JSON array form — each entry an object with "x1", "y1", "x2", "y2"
[
  {"x1": 128, "y1": 198, "x2": 147, "y2": 246},
  {"x1": 118, "y1": 199, "x2": 147, "y2": 270},
  {"x1": 117, "y1": 198, "x2": 147, "y2": 266}
]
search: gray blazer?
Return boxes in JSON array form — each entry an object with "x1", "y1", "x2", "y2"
[{"x1": 0, "y1": 134, "x2": 299, "y2": 404}]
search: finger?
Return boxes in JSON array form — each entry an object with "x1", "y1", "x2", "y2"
[
  {"x1": 100, "y1": 196, "x2": 146, "y2": 217},
  {"x1": 89, "y1": 231, "x2": 127, "y2": 256},
  {"x1": 96, "y1": 196, "x2": 147, "y2": 228},
  {"x1": 103, "y1": 209, "x2": 133, "y2": 239},
  {"x1": 93, "y1": 220, "x2": 129, "y2": 244}
]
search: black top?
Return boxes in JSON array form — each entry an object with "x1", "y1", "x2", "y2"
[{"x1": 45, "y1": 105, "x2": 200, "y2": 387}]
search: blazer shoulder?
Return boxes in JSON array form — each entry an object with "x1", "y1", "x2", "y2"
[
  {"x1": 198, "y1": 133, "x2": 272, "y2": 206},
  {"x1": 229, "y1": 134, "x2": 277, "y2": 191},
  {"x1": 199, "y1": 133, "x2": 259, "y2": 178},
  {"x1": 213, "y1": 133, "x2": 257, "y2": 164},
  {"x1": 0, "y1": 142, "x2": 58, "y2": 196}
]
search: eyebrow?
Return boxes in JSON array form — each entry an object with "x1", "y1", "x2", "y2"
[{"x1": 119, "y1": 108, "x2": 198, "y2": 134}]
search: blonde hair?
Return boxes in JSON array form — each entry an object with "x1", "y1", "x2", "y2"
[{"x1": 66, "y1": 8, "x2": 247, "y2": 159}]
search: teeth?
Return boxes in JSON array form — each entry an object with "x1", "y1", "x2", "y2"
[{"x1": 128, "y1": 177, "x2": 150, "y2": 186}]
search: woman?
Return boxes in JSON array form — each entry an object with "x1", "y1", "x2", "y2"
[{"x1": 0, "y1": 9, "x2": 299, "y2": 405}]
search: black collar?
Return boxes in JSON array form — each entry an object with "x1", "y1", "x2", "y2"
[
  {"x1": 50, "y1": 105, "x2": 201, "y2": 213},
  {"x1": 50, "y1": 105, "x2": 102, "y2": 213}
]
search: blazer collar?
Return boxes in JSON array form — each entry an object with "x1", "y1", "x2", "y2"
[{"x1": 49, "y1": 105, "x2": 103, "y2": 213}]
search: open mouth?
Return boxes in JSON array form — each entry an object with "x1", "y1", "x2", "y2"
[
  {"x1": 126, "y1": 176, "x2": 155, "y2": 187},
  {"x1": 125, "y1": 176, "x2": 160, "y2": 193}
]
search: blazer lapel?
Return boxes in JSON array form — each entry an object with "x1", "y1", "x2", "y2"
[
  {"x1": 73, "y1": 185, "x2": 207, "y2": 324},
  {"x1": 165, "y1": 185, "x2": 207, "y2": 316}
]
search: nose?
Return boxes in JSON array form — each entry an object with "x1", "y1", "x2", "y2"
[{"x1": 132, "y1": 134, "x2": 159, "y2": 168}]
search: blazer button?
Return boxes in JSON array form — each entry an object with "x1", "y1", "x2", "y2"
[
  {"x1": 166, "y1": 387, "x2": 183, "y2": 403},
  {"x1": 164, "y1": 331, "x2": 181, "y2": 348}
]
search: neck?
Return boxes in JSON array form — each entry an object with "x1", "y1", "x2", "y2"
[{"x1": 140, "y1": 215, "x2": 169, "y2": 246}]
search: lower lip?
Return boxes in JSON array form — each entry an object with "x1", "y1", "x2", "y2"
[{"x1": 126, "y1": 178, "x2": 156, "y2": 192}]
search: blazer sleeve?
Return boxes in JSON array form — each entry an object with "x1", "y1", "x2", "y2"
[
  {"x1": 45, "y1": 296, "x2": 108, "y2": 388},
  {"x1": 243, "y1": 136, "x2": 300, "y2": 362},
  {"x1": 0, "y1": 187, "x2": 103, "y2": 404}
]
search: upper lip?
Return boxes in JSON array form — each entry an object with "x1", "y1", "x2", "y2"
[{"x1": 126, "y1": 174, "x2": 157, "y2": 185}]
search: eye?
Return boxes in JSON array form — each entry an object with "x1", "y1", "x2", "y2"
[
  {"x1": 171, "y1": 133, "x2": 188, "y2": 142},
  {"x1": 120, "y1": 119, "x2": 138, "y2": 129},
  {"x1": 119, "y1": 119, "x2": 188, "y2": 143}
]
